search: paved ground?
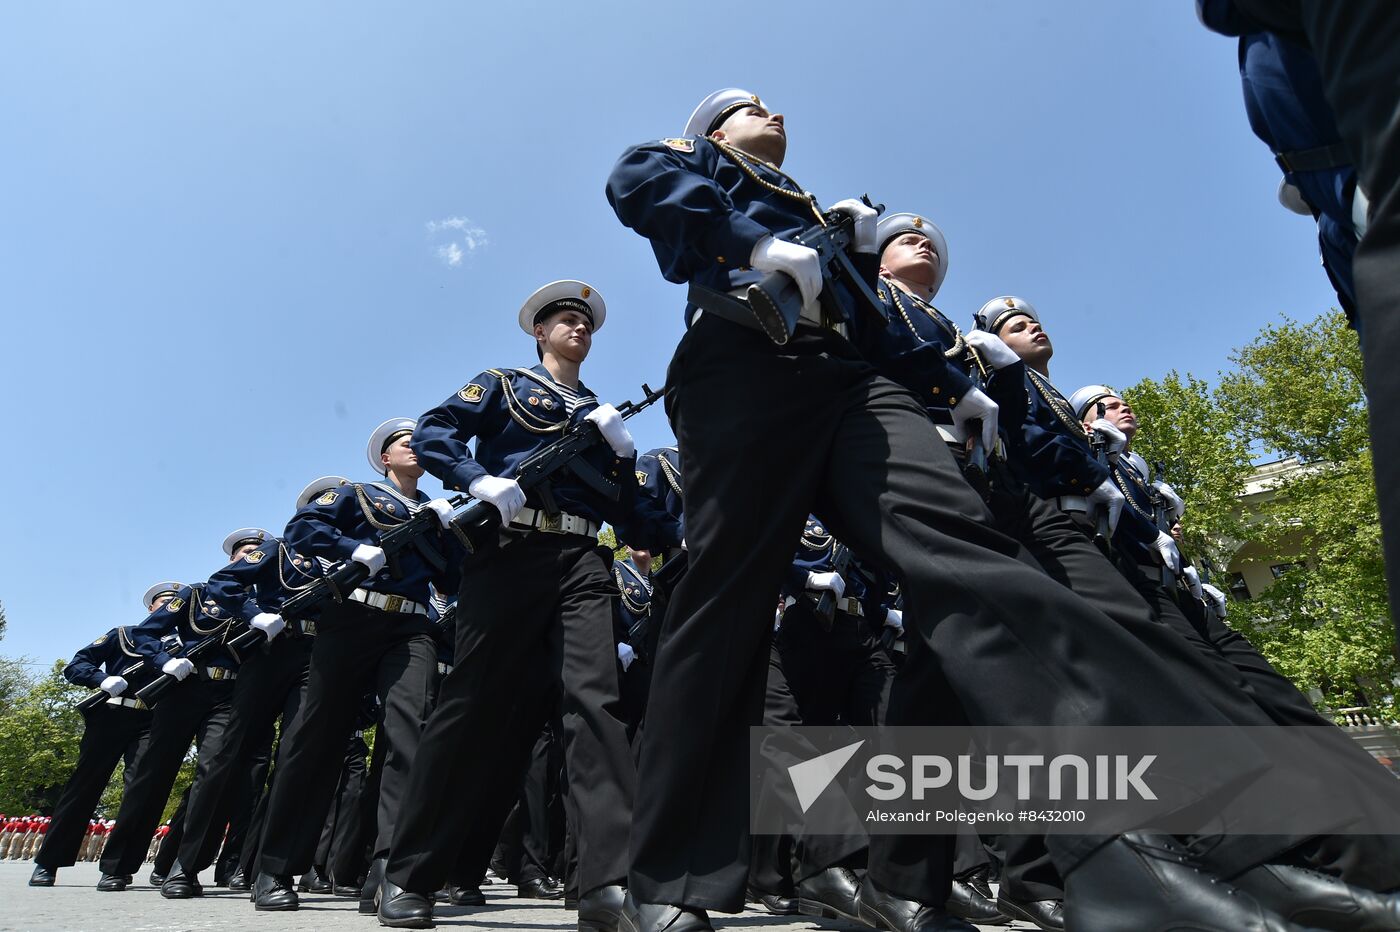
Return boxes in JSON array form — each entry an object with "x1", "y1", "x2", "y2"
[{"x1": 2, "y1": 861, "x2": 1034, "y2": 931}]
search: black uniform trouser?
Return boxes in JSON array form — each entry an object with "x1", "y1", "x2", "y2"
[
  {"x1": 213, "y1": 717, "x2": 275, "y2": 881},
  {"x1": 100, "y1": 676, "x2": 236, "y2": 875},
  {"x1": 153, "y1": 787, "x2": 189, "y2": 874},
  {"x1": 386, "y1": 533, "x2": 633, "y2": 898},
  {"x1": 751, "y1": 612, "x2": 893, "y2": 895},
  {"x1": 316, "y1": 733, "x2": 369, "y2": 871},
  {"x1": 628, "y1": 317, "x2": 1291, "y2": 912},
  {"x1": 176, "y1": 635, "x2": 313, "y2": 875},
  {"x1": 1234, "y1": 0, "x2": 1400, "y2": 633},
  {"x1": 1118, "y1": 556, "x2": 1400, "y2": 892},
  {"x1": 450, "y1": 673, "x2": 560, "y2": 890},
  {"x1": 36, "y1": 704, "x2": 152, "y2": 870},
  {"x1": 256, "y1": 600, "x2": 437, "y2": 876},
  {"x1": 494, "y1": 719, "x2": 562, "y2": 885},
  {"x1": 330, "y1": 728, "x2": 383, "y2": 886}
]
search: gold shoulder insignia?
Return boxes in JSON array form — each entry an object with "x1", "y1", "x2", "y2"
[
  {"x1": 635, "y1": 470, "x2": 647, "y2": 486},
  {"x1": 166, "y1": 597, "x2": 185, "y2": 612},
  {"x1": 663, "y1": 137, "x2": 695, "y2": 153},
  {"x1": 93, "y1": 634, "x2": 108, "y2": 646},
  {"x1": 486, "y1": 368, "x2": 506, "y2": 377},
  {"x1": 459, "y1": 383, "x2": 486, "y2": 404},
  {"x1": 317, "y1": 490, "x2": 339, "y2": 506},
  {"x1": 244, "y1": 549, "x2": 266, "y2": 564}
]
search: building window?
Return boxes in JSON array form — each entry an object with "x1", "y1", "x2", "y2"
[
  {"x1": 1270, "y1": 562, "x2": 1301, "y2": 579},
  {"x1": 1228, "y1": 573, "x2": 1251, "y2": 602}
]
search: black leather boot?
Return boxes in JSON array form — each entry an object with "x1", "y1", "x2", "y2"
[
  {"x1": 1234, "y1": 862, "x2": 1400, "y2": 932},
  {"x1": 947, "y1": 878, "x2": 1007, "y2": 924},
  {"x1": 29, "y1": 864, "x2": 56, "y2": 887},
  {"x1": 252, "y1": 871, "x2": 299, "y2": 911},
  {"x1": 857, "y1": 879, "x2": 978, "y2": 932},
  {"x1": 617, "y1": 891, "x2": 713, "y2": 932},
  {"x1": 797, "y1": 866, "x2": 862, "y2": 921},
  {"x1": 160, "y1": 861, "x2": 203, "y2": 899},
  {"x1": 1063, "y1": 834, "x2": 1310, "y2": 932},
  {"x1": 578, "y1": 884, "x2": 625, "y2": 932},
  {"x1": 376, "y1": 877, "x2": 434, "y2": 929}
]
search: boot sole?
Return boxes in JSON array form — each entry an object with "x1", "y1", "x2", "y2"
[
  {"x1": 799, "y1": 897, "x2": 861, "y2": 922},
  {"x1": 376, "y1": 915, "x2": 434, "y2": 929},
  {"x1": 254, "y1": 900, "x2": 299, "y2": 911},
  {"x1": 996, "y1": 897, "x2": 1062, "y2": 932}
]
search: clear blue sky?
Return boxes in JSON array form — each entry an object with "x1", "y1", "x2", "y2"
[{"x1": 0, "y1": 2, "x2": 1342, "y2": 663}]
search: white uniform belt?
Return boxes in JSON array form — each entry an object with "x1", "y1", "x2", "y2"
[
  {"x1": 200, "y1": 667, "x2": 236, "y2": 681},
  {"x1": 837, "y1": 597, "x2": 864, "y2": 618},
  {"x1": 510, "y1": 506, "x2": 600, "y2": 538},
  {"x1": 437, "y1": 662, "x2": 453, "y2": 676},
  {"x1": 105, "y1": 696, "x2": 148, "y2": 710},
  {"x1": 291, "y1": 618, "x2": 317, "y2": 636},
  {"x1": 349, "y1": 588, "x2": 429, "y2": 616},
  {"x1": 1056, "y1": 495, "x2": 1089, "y2": 513},
  {"x1": 936, "y1": 423, "x2": 967, "y2": 445}
]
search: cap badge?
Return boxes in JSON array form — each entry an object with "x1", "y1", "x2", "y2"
[{"x1": 580, "y1": 286, "x2": 591, "y2": 299}]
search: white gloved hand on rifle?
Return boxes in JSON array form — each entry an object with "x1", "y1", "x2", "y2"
[
  {"x1": 251, "y1": 612, "x2": 286, "y2": 641},
  {"x1": 750, "y1": 235, "x2": 822, "y2": 308},
  {"x1": 161, "y1": 658, "x2": 195, "y2": 681},
  {"x1": 828, "y1": 198, "x2": 879, "y2": 254},
  {"x1": 806, "y1": 571, "x2": 846, "y2": 600},
  {"x1": 99, "y1": 675, "x2": 128, "y2": 697},
  {"x1": 468, "y1": 475, "x2": 526, "y2": 525},
  {"x1": 585, "y1": 404, "x2": 636, "y2": 459},
  {"x1": 952, "y1": 388, "x2": 1000, "y2": 455}
]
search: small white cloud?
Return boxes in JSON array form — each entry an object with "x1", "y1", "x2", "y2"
[{"x1": 427, "y1": 216, "x2": 489, "y2": 268}]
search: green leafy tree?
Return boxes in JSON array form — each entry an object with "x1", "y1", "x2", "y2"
[
  {"x1": 0, "y1": 661, "x2": 90, "y2": 813},
  {"x1": 1123, "y1": 371, "x2": 1253, "y2": 569},
  {"x1": 1129, "y1": 311, "x2": 1395, "y2": 715}
]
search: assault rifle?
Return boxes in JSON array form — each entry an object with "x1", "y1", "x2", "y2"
[
  {"x1": 879, "y1": 593, "x2": 905, "y2": 652},
  {"x1": 814, "y1": 543, "x2": 854, "y2": 629},
  {"x1": 704, "y1": 196, "x2": 887, "y2": 345},
  {"x1": 133, "y1": 624, "x2": 244, "y2": 706},
  {"x1": 962, "y1": 349, "x2": 993, "y2": 500},
  {"x1": 1149, "y1": 460, "x2": 1178, "y2": 591},
  {"x1": 446, "y1": 382, "x2": 665, "y2": 557},
  {"x1": 1086, "y1": 401, "x2": 1114, "y2": 551},
  {"x1": 76, "y1": 657, "x2": 149, "y2": 713},
  {"x1": 648, "y1": 548, "x2": 688, "y2": 598}
]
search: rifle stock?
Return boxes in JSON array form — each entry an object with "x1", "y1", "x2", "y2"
[
  {"x1": 745, "y1": 198, "x2": 886, "y2": 345},
  {"x1": 814, "y1": 543, "x2": 853, "y2": 629}
]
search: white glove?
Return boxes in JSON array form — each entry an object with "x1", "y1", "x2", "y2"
[
  {"x1": 806, "y1": 571, "x2": 846, "y2": 599},
  {"x1": 829, "y1": 198, "x2": 879, "y2": 254},
  {"x1": 963, "y1": 329, "x2": 1020, "y2": 370},
  {"x1": 1089, "y1": 418, "x2": 1127, "y2": 454},
  {"x1": 585, "y1": 403, "x2": 636, "y2": 458},
  {"x1": 950, "y1": 387, "x2": 999, "y2": 455},
  {"x1": 1182, "y1": 565, "x2": 1204, "y2": 600},
  {"x1": 99, "y1": 675, "x2": 127, "y2": 697},
  {"x1": 351, "y1": 544, "x2": 387, "y2": 576},
  {"x1": 1153, "y1": 481, "x2": 1186, "y2": 520},
  {"x1": 750, "y1": 235, "x2": 822, "y2": 308},
  {"x1": 1152, "y1": 532, "x2": 1182, "y2": 575},
  {"x1": 425, "y1": 498, "x2": 455, "y2": 529},
  {"x1": 617, "y1": 642, "x2": 636, "y2": 671},
  {"x1": 883, "y1": 609, "x2": 904, "y2": 632},
  {"x1": 1202, "y1": 583, "x2": 1228, "y2": 617},
  {"x1": 468, "y1": 475, "x2": 526, "y2": 525},
  {"x1": 1086, "y1": 478, "x2": 1125, "y2": 535},
  {"x1": 161, "y1": 658, "x2": 195, "y2": 681},
  {"x1": 251, "y1": 612, "x2": 286, "y2": 641}
]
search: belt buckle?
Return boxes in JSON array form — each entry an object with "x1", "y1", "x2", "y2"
[
  {"x1": 133, "y1": 698, "x2": 148, "y2": 710},
  {"x1": 208, "y1": 668, "x2": 224, "y2": 681},
  {"x1": 303, "y1": 620, "x2": 317, "y2": 636},
  {"x1": 540, "y1": 511, "x2": 563, "y2": 533},
  {"x1": 384, "y1": 594, "x2": 404, "y2": 614}
]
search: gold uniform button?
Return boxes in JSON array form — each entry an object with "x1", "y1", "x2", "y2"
[
  {"x1": 931, "y1": 387, "x2": 940, "y2": 395},
  {"x1": 716, "y1": 255, "x2": 725, "y2": 263},
  {"x1": 949, "y1": 397, "x2": 958, "y2": 406}
]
